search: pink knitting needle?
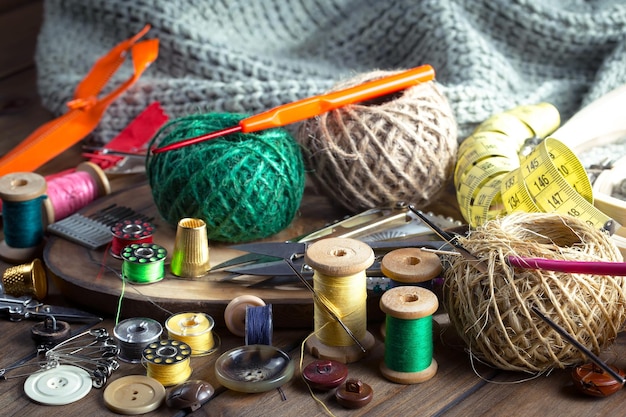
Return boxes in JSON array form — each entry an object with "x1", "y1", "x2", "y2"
[{"x1": 508, "y1": 256, "x2": 626, "y2": 276}]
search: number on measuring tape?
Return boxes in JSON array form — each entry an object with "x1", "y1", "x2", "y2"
[{"x1": 454, "y1": 103, "x2": 618, "y2": 233}]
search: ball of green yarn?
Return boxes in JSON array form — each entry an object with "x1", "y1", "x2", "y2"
[{"x1": 146, "y1": 113, "x2": 305, "y2": 243}]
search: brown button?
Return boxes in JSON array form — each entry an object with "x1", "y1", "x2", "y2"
[
  {"x1": 302, "y1": 360, "x2": 348, "y2": 391},
  {"x1": 571, "y1": 363, "x2": 625, "y2": 397},
  {"x1": 335, "y1": 379, "x2": 373, "y2": 409}
]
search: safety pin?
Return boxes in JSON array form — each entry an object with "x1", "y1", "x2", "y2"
[{"x1": 0, "y1": 359, "x2": 59, "y2": 381}]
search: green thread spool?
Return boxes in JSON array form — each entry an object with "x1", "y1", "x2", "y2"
[
  {"x1": 0, "y1": 172, "x2": 47, "y2": 263},
  {"x1": 121, "y1": 243, "x2": 167, "y2": 284},
  {"x1": 146, "y1": 113, "x2": 305, "y2": 243},
  {"x1": 379, "y1": 285, "x2": 438, "y2": 384}
]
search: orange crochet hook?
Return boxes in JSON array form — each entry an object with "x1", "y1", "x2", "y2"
[{"x1": 151, "y1": 64, "x2": 435, "y2": 154}]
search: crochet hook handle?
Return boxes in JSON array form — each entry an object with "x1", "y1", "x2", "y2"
[{"x1": 152, "y1": 64, "x2": 435, "y2": 153}]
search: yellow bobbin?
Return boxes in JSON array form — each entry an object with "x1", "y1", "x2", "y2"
[
  {"x1": 142, "y1": 339, "x2": 192, "y2": 387},
  {"x1": 304, "y1": 237, "x2": 376, "y2": 364},
  {"x1": 165, "y1": 312, "x2": 218, "y2": 357},
  {"x1": 381, "y1": 248, "x2": 442, "y2": 285}
]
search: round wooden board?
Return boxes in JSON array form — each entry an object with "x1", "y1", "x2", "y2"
[{"x1": 44, "y1": 180, "x2": 350, "y2": 328}]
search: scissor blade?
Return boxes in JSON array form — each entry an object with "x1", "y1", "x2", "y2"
[
  {"x1": 29, "y1": 304, "x2": 103, "y2": 322},
  {"x1": 226, "y1": 259, "x2": 307, "y2": 277},
  {"x1": 226, "y1": 242, "x2": 307, "y2": 259},
  {"x1": 210, "y1": 252, "x2": 282, "y2": 271}
]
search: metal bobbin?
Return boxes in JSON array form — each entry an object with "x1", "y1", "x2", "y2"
[
  {"x1": 113, "y1": 317, "x2": 163, "y2": 363},
  {"x1": 110, "y1": 219, "x2": 155, "y2": 258},
  {"x1": 121, "y1": 243, "x2": 167, "y2": 284}
]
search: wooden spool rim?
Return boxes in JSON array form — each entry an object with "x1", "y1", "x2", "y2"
[
  {"x1": 379, "y1": 286, "x2": 438, "y2": 320},
  {"x1": 304, "y1": 238, "x2": 374, "y2": 277},
  {"x1": 0, "y1": 172, "x2": 46, "y2": 202},
  {"x1": 381, "y1": 247, "x2": 442, "y2": 283}
]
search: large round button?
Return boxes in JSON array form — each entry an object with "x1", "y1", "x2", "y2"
[
  {"x1": 24, "y1": 365, "x2": 92, "y2": 405},
  {"x1": 103, "y1": 375, "x2": 166, "y2": 415}
]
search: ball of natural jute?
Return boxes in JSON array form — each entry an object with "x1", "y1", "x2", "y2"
[
  {"x1": 443, "y1": 211, "x2": 626, "y2": 373},
  {"x1": 297, "y1": 70, "x2": 458, "y2": 213},
  {"x1": 146, "y1": 113, "x2": 305, "y2": 243}
]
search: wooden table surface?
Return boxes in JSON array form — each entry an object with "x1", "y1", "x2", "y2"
[{"x1": 2, "y1": 2, "x2": 626, "y2": 416}]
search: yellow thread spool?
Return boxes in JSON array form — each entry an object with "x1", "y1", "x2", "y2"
[
  {"x1": 165, "y1": 312, "x2": 218, "y2": 356},
  {"x1": 142, "y1": 339, "x2": 192, "y2": 387},
  {"x1": 304, "y1": 237, "x2": 375, "y2": 363}
]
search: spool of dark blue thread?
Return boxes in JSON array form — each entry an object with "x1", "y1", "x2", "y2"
[
  {"x1": 245, "y1": 304, "x2": 273, "y2": 346},
  {"x1": 0, "y1": 172, "x2": 47, "y2": 263}
]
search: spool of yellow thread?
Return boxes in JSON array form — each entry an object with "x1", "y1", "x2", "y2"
[
  {"x1": 304, "y1": 237, "x2": 375, "y2": 364},
  {"x1": 165, "y1": 312, "x2": 218, "y2": 357},
  {"x1": 142, "y1": 339, "x2": 193, "y2": 387}
]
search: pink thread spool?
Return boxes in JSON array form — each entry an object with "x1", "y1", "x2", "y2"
[{"x1": 43, "y1": 162, "x2": 111, "y2": 223}]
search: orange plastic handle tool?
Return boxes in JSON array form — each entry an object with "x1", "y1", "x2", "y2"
[
  {"x1": 152, "y1": 64, "x2": 435, "y2": 153},
  {"x1": 0, "y1": 25, "x2": 158, "y2": 177}
]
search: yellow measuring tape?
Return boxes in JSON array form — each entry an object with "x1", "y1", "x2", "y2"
[{"x1": 455, "y1": 103, "x2": 618, "y2": 233}]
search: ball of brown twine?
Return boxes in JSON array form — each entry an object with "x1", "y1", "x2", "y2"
[
  {"x1": 443, "y1": 211, "x2": 626, "y2": 373},
  {"x1": 297, "y1": 70, "x2": 458, "y2": 213}
]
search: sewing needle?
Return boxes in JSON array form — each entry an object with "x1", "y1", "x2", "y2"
[
  {"x1": 284, "y1": 259, "x2": 367, "y2": 353},
  {"x1": 151, "y1": 64, "x2": 435, "y2": 154}
]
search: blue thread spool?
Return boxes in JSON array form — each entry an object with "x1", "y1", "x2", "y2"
[
  {"x1": 245, "y1": 304, "x2": 273, "y2": 346},
  {"x1": 0, "y1": 172, "x2": 47, "y2": 263},
  {"x1": 379, "y1": 285, "x2": 439, "y2": 384}
]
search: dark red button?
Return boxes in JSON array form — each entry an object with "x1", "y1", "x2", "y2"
[{"x1": 302, "y1": 360, "x2": 348, "y2": 391}]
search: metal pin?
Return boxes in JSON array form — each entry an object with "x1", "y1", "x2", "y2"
[{"x1": 531, "y1": 306, "x2": 625, "y2": 386}]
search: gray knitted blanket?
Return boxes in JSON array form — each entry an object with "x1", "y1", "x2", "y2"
[{"x1": 35, "y1": 0, "x2": 626, "y2": 144}]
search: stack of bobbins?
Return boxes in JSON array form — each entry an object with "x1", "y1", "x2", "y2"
[
  {"x1": 110, "y1": 219, "x2": 155, "y2": 259},
  {"x1": 42, "y1": 162, "x2": 111, "y2": 224},
  {"x1": 0, "y1": 172, "x2": 47, "y2": 263},
  {"x1": 379, "y1": 286, "x2": 439, "y2": 384},
  {"x1": 381, "y1": 247, "x2": 443, "y2": 288},
  {"x1": 304, "y1": 237, "x2": 375, "y2": 363},
  {"x1": 165, "y1": 312, "x2": 219, "y2": 357}
]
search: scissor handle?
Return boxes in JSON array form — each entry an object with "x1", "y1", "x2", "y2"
[{"x1": 241, "y1": 64, "x2": 435, "y2": 132}]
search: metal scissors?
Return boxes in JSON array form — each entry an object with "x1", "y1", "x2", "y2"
[
  {"x1": 212, "y1": 203, "x2": 463, "y2": 286},
  {"x1": 0, "y1": 294, "x2": 102, "y2": 322}
]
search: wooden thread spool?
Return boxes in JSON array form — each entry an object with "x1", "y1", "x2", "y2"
[
  {"x1": 224, "y1": 294, "x2": 266, "y2": 337},
  {"x1": 142, "y1": 339, "x2": 193, "y2": 387},
  {"x1": 42, "y1": 162, "x2": 111, "y2": 223},
  {"x1": 304, "y1": 237, "x2": 375, "y2": 363},
  {"x1": 379, "y1": 285, "x2": 439, "y2": 384},
  {"x1": 166, "y1": 312, "x2": 218, "y2": 357},
  {"x1": 0, "y1": 172, "x2": 47, "y2": 263},
  {"x1": 381, "y1": 247, "x2": 443, "y2": 287}
]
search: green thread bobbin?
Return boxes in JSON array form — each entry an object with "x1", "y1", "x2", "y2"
[
  {"x1": 121, "y1": 243, "x2": 168, "y2": 284},
  {"x1": 379, "y1": 286, "x2": 439, "y2": 384}
]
